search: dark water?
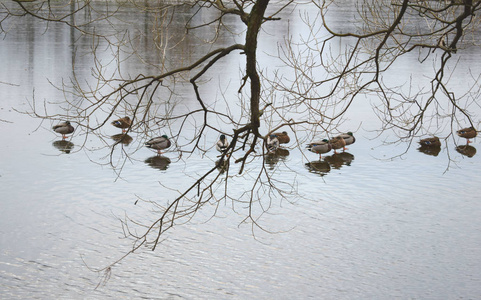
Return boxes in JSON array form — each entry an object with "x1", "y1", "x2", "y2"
[{"x1": 1, "y1": 1, "x2": 481, "y2": 299}]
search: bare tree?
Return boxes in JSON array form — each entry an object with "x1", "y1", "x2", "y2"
[
  {"x1": 273, "y1": 0, "x2": 481, "y2": 146},
  {"x1": 2, "y1": 0, "x2": 481, "y2": 275}
]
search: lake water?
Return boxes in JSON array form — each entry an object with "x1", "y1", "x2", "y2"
[{"x1": 1, "y1": 1, "x2": 481, "y2": 299}]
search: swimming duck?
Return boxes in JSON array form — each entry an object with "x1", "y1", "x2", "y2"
[
  {"x1": 329, "y1": 136, "x2": 346, "y2": 154},
  {"x1": 272, "y1": 131, "x2": 290, "y2": 145},
  {"x1": 419, "y1": 136, "x2": 441, "y2": 147},
  {"x1": 216, "y1": 134, "x2": 229, "y2": 154},
  {"x1": 307, "y1": 139, "x2": 332, "y2": 159},
  {"x1": 52, "y1": 121, "x2": 74, "y2": 139},
  {"x1": 111, "y1": 116, "x2": 131, "y2": 133},
  {"x1": 145, "y1": 135, "x2": 171, "y2": 155},
  {"x1": 457, "y1": 127, "x2": 477, "y2": 144},
  {"x1": 338, "y1": 132, "x2": 355, "y2": 151},
  {"x1": 267, "y1": 134, "x2": 279, "y2": 153}
]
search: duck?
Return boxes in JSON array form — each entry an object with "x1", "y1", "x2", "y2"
[
  {"x1": 52, "y1": 121, "x2": 74, "y2": 139},
  {"x1": 216, "y1": 134, "x2": 229, "y2": 154},
  {"x1": 272, "y1": 131, "x2": 290, "y2": 145},
  {"x1": 145, "y1": 135, "x2": 171, "y2": 155},
  {"x1": 457, "y1": 127, "x2": 477, "y2": 144},
  {"x1": 419, "y1": 136, "x2": 441, "y2": 147},
  {"x1": 111, "y1": 116, "x2": 131, "y2": 133},
  {"x1": 307, "y1": 139, "x2": 332, "y2": 159},
  {"x1": 338, "y1": 132, "x2": 355, "y2": 151},
  {"x1": 329, "y1": 136, "x2": 346, "y2": 154},
  {"x1": 267, "y1": 134, "x2": 279, "y2": 153}
]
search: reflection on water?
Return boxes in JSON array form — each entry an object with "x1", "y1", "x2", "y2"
[
  {"x1": 324, "y1": 152, "x2": 355, "y2": 169},
  {"x1": 417, "y1": 145, "x2": 442, "y2": 156},
  {"x1": 456, "y1": 145, "x2": 477, "y2": 157},
  {"x1": 305, "y1": 160, "x2": 331, "y2": 176},
  {"x1": 417, "y1": 141, "x2": 477, "y2": 158},
  {"x1": 52, "y1": 140, "x2": 74, "y2": 154},
  {"x1": 111, "y1": 134, "x2": 133, "y2": 146},
  {"x1": 144, "y1": 156, "x2": 171, "y2": 170},
  {"x1": 215, "y1": 158, "x2": 229, "y2": 173},
  {"x1": 306, "y1": 151, "x2": 354, "y2": 175},
  {"x1": 265, "y1": 148, "x2": 289, "y2": 169},
  {"x1": 2, "y1": 1, "x2": 481, "y2": 299}
]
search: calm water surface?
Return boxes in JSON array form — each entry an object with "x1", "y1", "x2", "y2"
[{"x1": 1, "y1": 1, "x2": 481, "y2": 299}]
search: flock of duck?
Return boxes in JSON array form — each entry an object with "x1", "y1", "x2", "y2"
[
  {"x1": 52, "y1": 117, "x2": 172, "y2": 155},
  {"x1": 52, "y1": 117, "x2": 478, "y2": 161},
  {"x1": 418, "y1": 126, "x2": 478, "y2": 157},
  {"x1": 216, "y1": 131, "x2": 356, "y2": 161},
  {"x1": 52, "y1": 117, "x2": 356, "y2": 159},
  {"x1": 305, "y1": 132, "x2": 355, "y2": 159}
]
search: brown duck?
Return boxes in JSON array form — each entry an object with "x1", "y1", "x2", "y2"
[
  {"x1": 329, "y1": 136, "x2": 346, "y2": 154},
  {"x1": 419, "y1": 136, "x2": 441, "y2": 147},
  {"x1": 338, "y1": 132, "x2": 355, "y2": 151},
  {"x1": 272, "y1": 131, "x2": 290, "y2": 145},
  {"x1": 111, "y1": 116, "x2": 132, "y2": 133},
  {"x1": 457, "y1": 127, "x2": 477, "y2": 144}
]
